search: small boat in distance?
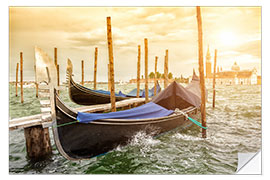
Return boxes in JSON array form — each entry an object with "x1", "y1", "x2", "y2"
[{"x1": 66, "y1": 59, "x2": 161, "y2": 105}]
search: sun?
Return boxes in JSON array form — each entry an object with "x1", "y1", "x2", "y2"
[{"x1": 218, "y1": 31, "x2": 237, "y2": 46}]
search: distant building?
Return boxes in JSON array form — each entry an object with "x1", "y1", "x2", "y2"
[
  {"x1": 129, "y1": 78, "x2": 174, "y2": 83},
  {"x1": 257, "y1": 75, "x2": 261, "y2": 85},
  {"x1": 205, "y1": 46, "x2": 259, "y2": 85}
]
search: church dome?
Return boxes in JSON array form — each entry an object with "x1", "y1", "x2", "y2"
[{"x1": 231, "y1": 61, "x2": 240, "y2": 71}]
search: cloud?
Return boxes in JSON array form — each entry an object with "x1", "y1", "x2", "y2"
[
  {"x1": 236, "y1": 39, "x2": 261, "y2": 59},
  {"x1": 9, "y1": 7, "x2": 261, "y2": 80},
  {"x1": 146, "y1": 12, "x2": 176, "y2": 22}
]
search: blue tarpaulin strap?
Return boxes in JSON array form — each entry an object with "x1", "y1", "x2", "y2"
[
  {"x1": 187, "y1": 117, "x2": 207, "y2": 130},
  {"x1": 176, "y1": 109, "x2": 207, "y2": 129}
]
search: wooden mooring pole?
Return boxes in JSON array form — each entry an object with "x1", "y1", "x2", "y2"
[
  {"x1": 154, "y1": 56, "x2": 158, "y2": 96},
  {"x1": 196, "y1": 6, "x2": 207, "y2": 138},
  {"x1": 20, "y1": 52, "x2": 23, "y2": 103},
  {"x1": 15, "y1": 63, "x2": 19, "y2": 97},
  {"x1": 94, "y1": 47, "x2": 98, "y2": 90},
  {"x1": 144, "y1": 38, "x2": 149, "y2": 102},
  {"x1": 54, "y1": 47, "x2": 57, "y2": 66},
  {"x1": 213, "y1": 49, "x2": 217, "y2": 108},
  {"x1": 108, "y1": 63, "x2": 111, "y2": 91},
  {"x1": 54, "y1": 48, "x2": 60, "y2": 93},
  {"x1": 164, "y1": 49, "x2": 168, "y2": 88},
  {"x1": 81, "y1": 60, "x2": 84, "y2": 86},
  {"x1": 24, "y1": 125, "x2": 52, "y2": 161},
  {"x1": 57, "y1": 64, "x2": 60, "y2": 88},
  {"x1": 107, "y1": 17, "x2": 116, "y2": 112},
  {"x1": 137, "y1": 45, "x2": 141, "y2": 98}
]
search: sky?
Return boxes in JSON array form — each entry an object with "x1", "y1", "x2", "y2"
[{"x1": 9, "y1": 7, "x2": 261, "y2": 82}]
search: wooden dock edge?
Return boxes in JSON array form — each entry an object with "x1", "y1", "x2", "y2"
[{"x1": 9, "y1": 97, "x2": 147, "y2": 130}]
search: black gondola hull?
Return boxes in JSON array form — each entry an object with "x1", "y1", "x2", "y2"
[
  {"x1": 54, "y1": 94, "x2": 198, "y2": 160},
  {"x1": 69, "y1": 77, "x2": 130, "y2": 105}
]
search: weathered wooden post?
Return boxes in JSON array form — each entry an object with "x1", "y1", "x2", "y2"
[
  {"x1": 57, "y1": 64, "x2": 60, "y2": 88},
  {"x1": 154, "y1": 56, "x2": 158, "y2": 96},
  {"x1": 137, "y1": 45, "x2": 141, "y2": 98},
  {"x1": 213, "y1": 49, "x2": 217, "y2": 108},
  {"x1": 54, "y1": 47, "x2": 57, "y2": 66},
  {"x1": 144, "y1": 38, "x2": 149, "y2": 102},
  {"x1": 106, "y1": 17, "x2": 116, "y2": 112},
  {"x1": 81, "y1": 60, "x2": 84, "y2": 86},
  {"x1": 15, "y1": 63, "x2": 19, "y2": 97},
  {"x1": 20, "y1": 52, "x2": 23, "y2": 103},
  {"x1": 54, "y1": 48, "x2": 60, "y2": 94},
  {"x1": 54, "y1": 48, "x2": 59, "y2": 84},
  {"x1": 108, "y1": 63, "x2": 111, "y2": 91},
  {"x1": 196, "y1": 6, "x2": 207, "y2": 138},
  {"x1": 94, "y1": 47, "x2": 98, "y2": 90},
  {"x1": 164, "y1": 49, "x2": 169, "y2": 88},
  {"x1": 24, "y1": 125, "x2": 52, "y2": 161}
]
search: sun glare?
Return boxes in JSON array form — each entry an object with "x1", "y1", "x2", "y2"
[{"x1": 219, "y1": 31, "x2": 237, "y2": 46}]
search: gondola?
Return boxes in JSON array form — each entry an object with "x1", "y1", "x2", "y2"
[
  {"x1": 53, "y1": 75, "x2": 202, "y2": 160},
  {"x1": 35, "y1": 47, "x2": 204, "y2": 161},
  {"x1": 66, "y1": 59, "x2": 161, "y2": 105}
]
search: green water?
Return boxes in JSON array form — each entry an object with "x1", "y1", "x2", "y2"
[{"x1": 9, "y1": 83, "x2": 261, "y2": 174}]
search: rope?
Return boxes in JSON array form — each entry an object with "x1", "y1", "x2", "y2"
[
  {"x1": 175, "y1": 109, "x2": 207, "y2": 130},
  {"x1": 55, "y1": 121, "x2": 78, "y2": 128}
]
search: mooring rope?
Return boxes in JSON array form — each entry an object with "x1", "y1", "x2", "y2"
[
  {"x1": 175, "y1": 108, "x2": 207, "y2": 129},
  {"x1": 55, "y1": 121, "x2": 78, "y2": 128}
]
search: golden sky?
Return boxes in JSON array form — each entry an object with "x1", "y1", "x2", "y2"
[{"x1": 9, "y1": 7, "x2": 261, "y2": 82}]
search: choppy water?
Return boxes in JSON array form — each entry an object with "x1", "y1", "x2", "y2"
[{"x1": 9, "y1": 83, "x2": 261, "y2": 174}]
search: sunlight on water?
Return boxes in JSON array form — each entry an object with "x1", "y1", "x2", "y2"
[{"x1": 9, "y1": 83, "x2": 261, "y2": 174}]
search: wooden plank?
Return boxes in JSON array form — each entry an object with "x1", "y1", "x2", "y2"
[
  {"x1": 10, "y1": 119, "x2": 42, "y2": 130},
  {"x1": 9, "y1": 98, "x2": 146, "y2": 130},
  {"x1": 77, "y1": 97, "x2": 146, "y2": 113},
  {"x1": 137, "y1": 45, "x2": 141, "y2": 98},
  {"x1": 38, "y1": 84, "x2": 50, "y2": 90},
  {"x1": 40, "y1": 100, "x2": 51, "y2": 106},
  {"x1": 196, "y1": 6, "x2": 207, "y2": 138},
  {"x1": 106, "y1": 16, "x2": 116, "y2": 112},
  {"x1": 41, "y1": 113, "x2": 51, "y2": 121},
  {"x1": 39, "y1": 92, "x2": 50, "y2": 98},
  {"x1": 41, "y1": 107, "x2": 51, "y2": 113},
  {"x1": 144, "y1": 38, "x2": 149, "y2": 102}
]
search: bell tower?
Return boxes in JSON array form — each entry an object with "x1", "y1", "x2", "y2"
[{"x1": 205, "y1": 45, "x2": 212, "y2": 78}]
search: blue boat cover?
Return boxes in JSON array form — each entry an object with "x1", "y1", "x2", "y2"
[
  {"x1": 79, "y1": 83, "x2": 160, "y2": 98},
  {"x1": 77, "y1": 102, "x2": 174, "y2": 123},
  {"x1": 127, "y1": 82, "x2": 161, "y2": 97},
  {"x1": 90, "y1": 89, "x2": 127, "y2": 97},
  {"x1": 126, "y1": 88, "x2": 144, "y2": 97}
]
